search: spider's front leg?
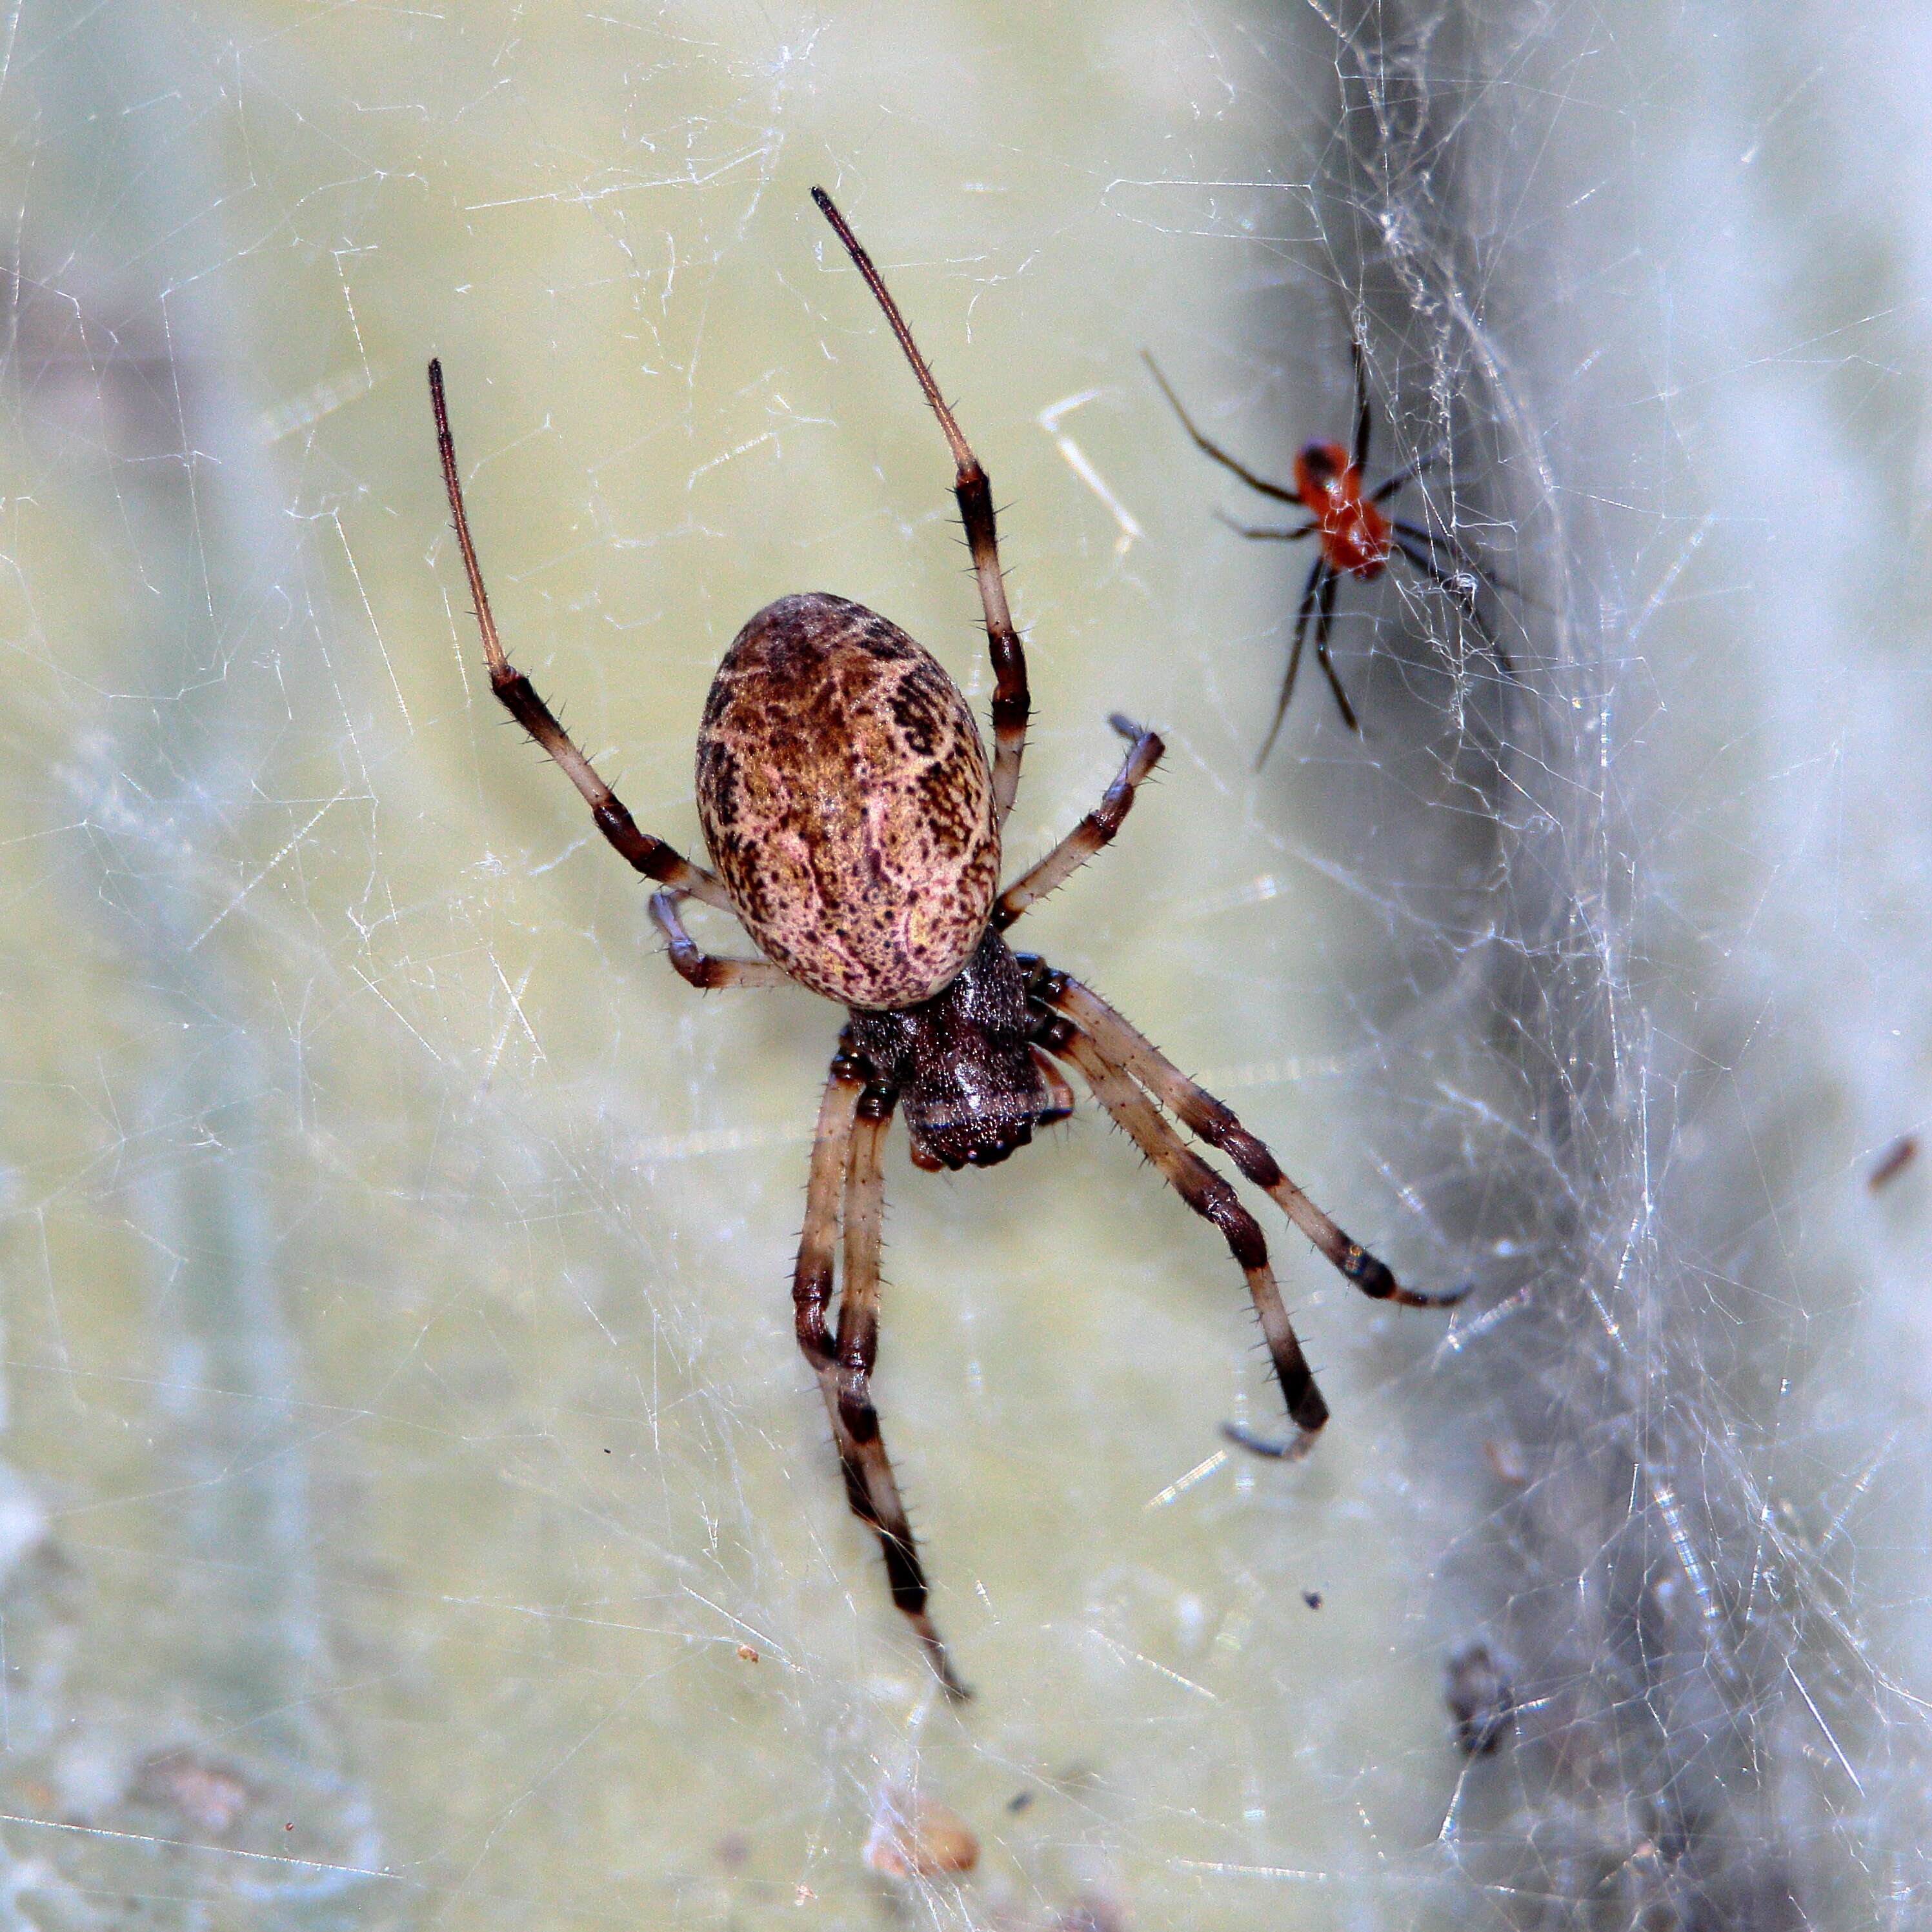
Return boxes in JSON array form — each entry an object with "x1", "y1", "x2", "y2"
[
  {"x1": 994, "y1": 716, "x2": 1163, "y2": 930},
  {"x1": 813, "y1": 188, "x2": 1029, "y2": 829},
  {"x1": 792, "y1": 1036, "x2": 966, "y2": 1698},
  {"x1": 430, "y1": 361, "x2": 733, "y2": 910}
]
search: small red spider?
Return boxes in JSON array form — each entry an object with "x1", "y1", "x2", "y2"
[{"x1": 1148, "y1": 342, "x2": 1511, "y2": 763}]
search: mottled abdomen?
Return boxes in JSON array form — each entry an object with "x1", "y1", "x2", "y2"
[{"x1": 696, "y1": 592, "x2": 999, "y2": 1010}]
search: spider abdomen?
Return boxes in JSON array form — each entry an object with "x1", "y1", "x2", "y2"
[{"x1": 696, "y1": 592, "x2": 999, "y2": 1010}]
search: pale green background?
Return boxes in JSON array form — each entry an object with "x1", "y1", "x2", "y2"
[{"x1": 1, "y1": 2, "x2": 1930, "y2": 1927}]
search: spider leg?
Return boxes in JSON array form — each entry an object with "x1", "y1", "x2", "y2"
[
  {"x1": 813, "y1": 190, "x2": 1028, "y2": 830},
  {"x1": 1392, "y1": 535, "x2": 1518, "y2": 681},
  {"x1": 1350, "y1": 336, "x2": 1373, "y2": 477},
  {"x1": 1032, "y1": 1047, "x2": 1075, "y2": 1124},
  {"x1": 649, "y1": 890, "x2": 793, "y2": 990},
  {"x1": 792, "y1": 1039, "x2": 966, "y2": 1698},
  {"x1": 1391, "y1": 518, "x2": 1512, "y2": 604},
  {"x1": 1047, "y1": 1024, "x2": 1327, "y2": 1460},
  {"x1": 1256, "y1": 557, "x2": 1328, "y2": 770},
  {"x1": 1218, "y1": 511, "x2": 1318, "y2": 543},
  {"x1": 1368, "y1": 442, "x2": 1449, "y2": 506},
  {"x1": 429, "y1": 361, "x2": 732, "y2": 912},
  {"x1": 838, "y1": 1078, "x2": 970, "y2": 1698},
  {"x1": 1309, "y1": 562, "x2": 1360, "y2": 734},
  {"x1": 1143, "y1": 353, "x2": 1303, "y2": 506},
  {"x1": 993, "y1": 716, "x2": 1165, "y2": 929},
  {"x1": 1033, "y1": 969, "x2": 1467, "y2": 1310}
]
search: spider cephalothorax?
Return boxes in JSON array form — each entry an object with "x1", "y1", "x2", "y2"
[
  {"x1": 430, "y1": 187, "x2": 1464, "y2": 1700},
  {"x1": 848, "y1": 929, "x2": 1061, "y2": 1172}
]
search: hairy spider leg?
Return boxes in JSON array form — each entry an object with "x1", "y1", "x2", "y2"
[
  {"x1": 1026, "y1": 964, "x2": 1466, "y2": 1456},
  {"x1": 993, "y1": 716, "x2": 1163, "y2": 928},
  {"x1": 793, "y1": 1038, "x2": 967, "y2": 1698},
  {"x1": 813, "y1": 188, "x2": 1029, "y2": 829},
  {"x1": 1041, "y1": 974, "x2": 1466, "y2": 1311},
  {"x1": 429, "y1": 361, "x2": 734, "y2": 911},
  {"x1": 1043, "y1": 1023, "x2": 1328, "y2": 1460}
]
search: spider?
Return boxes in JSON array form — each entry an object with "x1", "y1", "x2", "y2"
[
  {"x1": 429, "y1": 188, "x2": 1464, "y2": 1700},
  {"x1": 1146, "y1": 343, "x2": 1512, "y2": 765}
]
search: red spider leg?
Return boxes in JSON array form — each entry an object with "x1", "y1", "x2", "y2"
[
  {"x1": 1218, "y1": 511, "x2": 1316, "y2": 543},
  {"x1": 1369, "y1": 441, "x2": 1448, "y2": 505},
  {"x1": 1393, "y1": 514, "x2": 1531, "y2": 610}
]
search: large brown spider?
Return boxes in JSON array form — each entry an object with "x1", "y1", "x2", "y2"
[{"x1": 429, "y1": 188, "x2": 1464, "y2": 1699}]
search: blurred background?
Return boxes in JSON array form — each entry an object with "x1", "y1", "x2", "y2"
[{"x1": 1, "y1": 1, "x2": 1929, "y2": 1926}]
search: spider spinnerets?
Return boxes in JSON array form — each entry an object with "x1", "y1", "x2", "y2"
[{"x1": 430, "y1": 186, "x2": 1465, "y2": 1699}]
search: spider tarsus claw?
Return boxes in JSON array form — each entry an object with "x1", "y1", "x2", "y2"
[
  {"x1": 1358, "y1": 1246, "x2": 1471, "y2": 1308},
  {"x1": 1106, "y1": 710, "x2": 1144, "y2": 741},
  {"x1": 1220, "y1": 1420, "x2": 1320, "y2": 1463},
  {"x1": 1397, "y1": 1279, "x2": 1474, "y2": 1309},
  {"x1": 912, "y1": 1624, "x2": 971, "y2": 1701}
]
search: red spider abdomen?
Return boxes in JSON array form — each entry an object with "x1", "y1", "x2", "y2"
[
  {"x1": 1321, "y1": 501, "x2": 1390, "y2": 579},
  {"x1": 1293, "y1": 438, "x2": 1391, "y2": 580}
]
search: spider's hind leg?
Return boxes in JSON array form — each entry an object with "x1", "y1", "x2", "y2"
[
  {"x1": 1308, "y1": 561, "x2": 1358, "y2": 735},
  {"x1": 1258, "y1": 558, "x2": 1348, "y2": 769},
  {"x1": 994, "y1": 716, "x2": 1164, "y2": 930},
  {"x1": 1391, "y1": 524, "x2": 1519, "y2": 685}
]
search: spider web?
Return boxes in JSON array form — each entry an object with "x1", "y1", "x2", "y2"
[{"x1": 0, "y1": 0, "x2": 1927, "y2": 1926}]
